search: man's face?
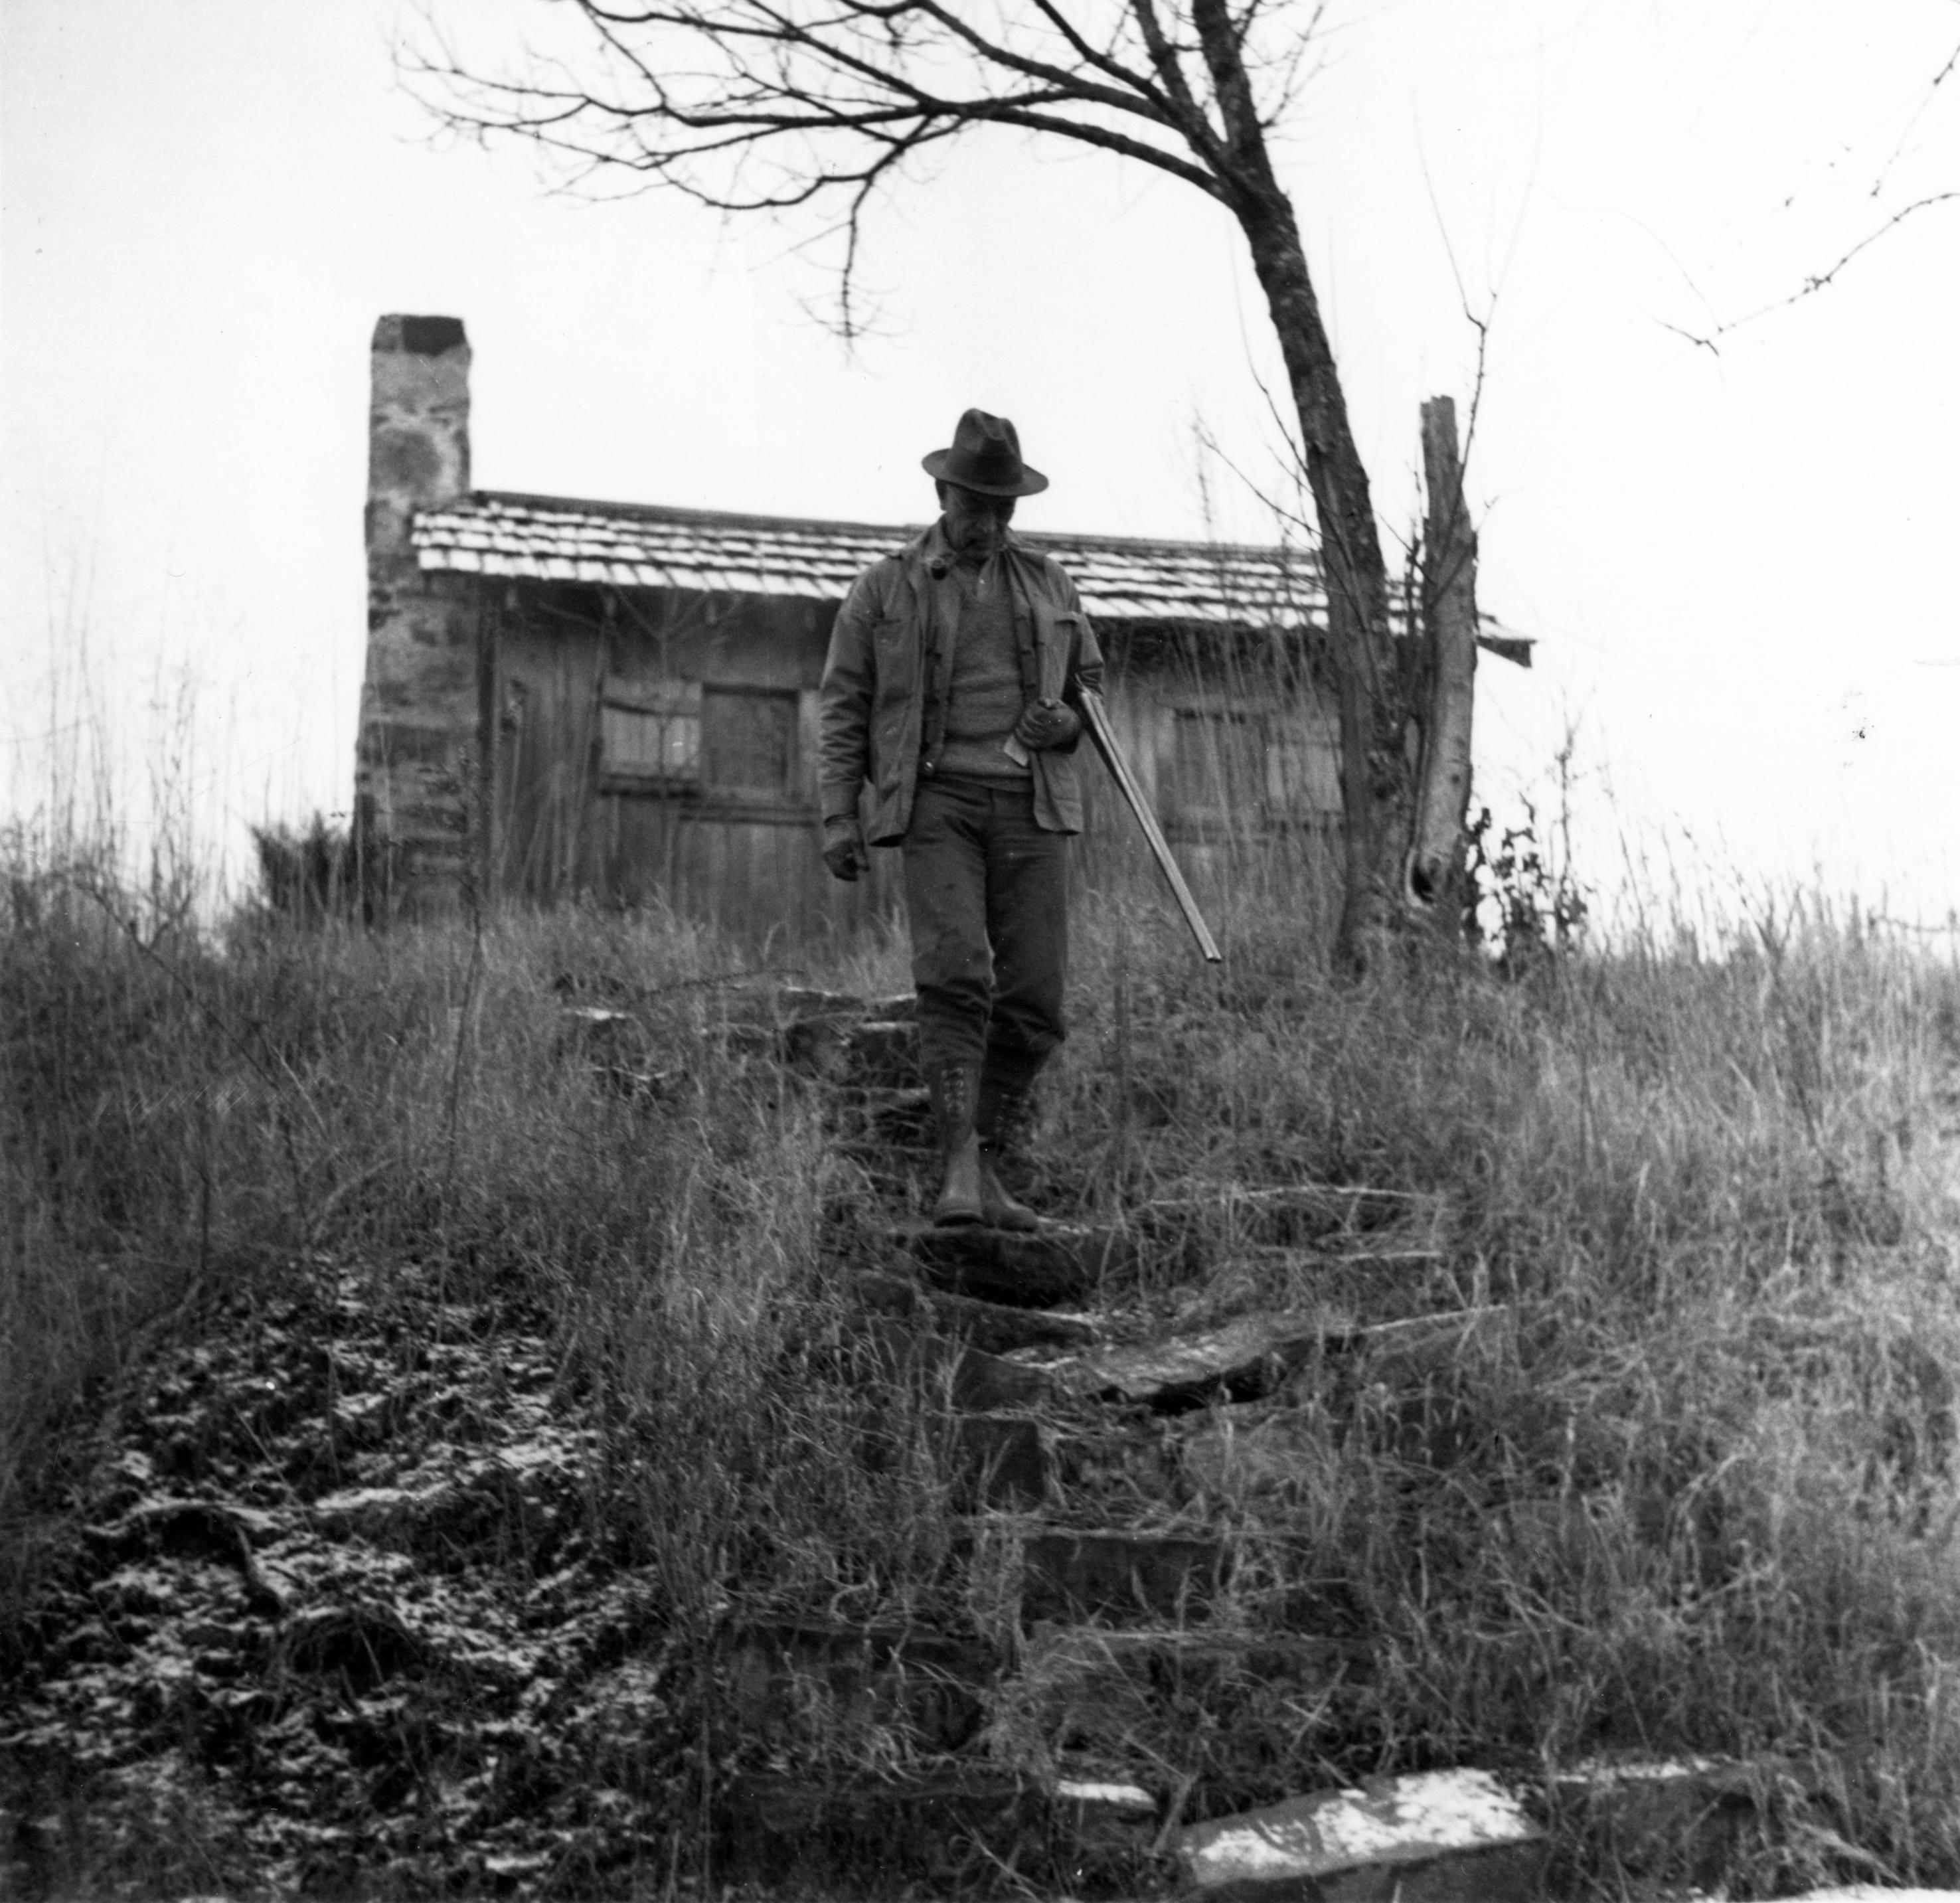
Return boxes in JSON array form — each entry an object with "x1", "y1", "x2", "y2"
[{"x1": 939, "y1": 482, "x2": 1015, "y2": 554}]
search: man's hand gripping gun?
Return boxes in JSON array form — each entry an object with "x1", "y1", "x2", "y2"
[{"x1": 1000, "y1": 685, "x2": 1222, "y2": 963}]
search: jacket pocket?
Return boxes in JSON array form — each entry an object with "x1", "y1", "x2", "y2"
[{"x1": 1038, "y1": 612, "x2": 1080, "y2": 702}]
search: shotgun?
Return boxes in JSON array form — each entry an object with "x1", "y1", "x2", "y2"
[{"x1": 1078, "y1": 688, "x2": 1223, "y2": 963}]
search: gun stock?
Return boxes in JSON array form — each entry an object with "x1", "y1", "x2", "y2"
[{"x1": 1078, "y1": 688, "x2": 1222, "y2": 963}]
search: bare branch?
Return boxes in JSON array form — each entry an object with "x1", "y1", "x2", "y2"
[
  {"x1": 1127, "y1": 0, "x2": 1220, "y2": 161},
  {"x1": 1869, "y1": 35, "x2": 1960, "y2": 199},
  {"x1": 1667, "y1": 191, "x2": 1960, "y2": 351}
]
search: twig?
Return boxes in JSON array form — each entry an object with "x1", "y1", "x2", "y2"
[
  {"x1": 1666, "y1": 193, "x2": 1960, "y2": 352},
  {"x1": 71, "y1": 874, "x2": 320, "y2": 1230}
]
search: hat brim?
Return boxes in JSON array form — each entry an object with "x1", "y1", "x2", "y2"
[{"x1": 922, "y1": 449, "x2": 1049, "y2": 497}]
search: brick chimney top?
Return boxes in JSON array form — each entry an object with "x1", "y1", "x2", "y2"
[
  {"x1": 372, "y1": 313, "x2": 468, "y2": 357},
  {"x1": 368, "y1": 314, "x2": 471, "y2": 535}
]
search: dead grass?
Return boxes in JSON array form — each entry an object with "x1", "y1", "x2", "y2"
[{"x1": 3, "y1": 818, "x2": 1959, "y2": 1893}]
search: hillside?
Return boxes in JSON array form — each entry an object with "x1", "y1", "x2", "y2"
[{"x1": 3, "y1": 880, "x2": 1957, "y2": 1897}]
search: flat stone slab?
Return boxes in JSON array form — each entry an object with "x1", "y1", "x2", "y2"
[
  {"x1": 1347, "y1": 1305, "x2": 1510, "y2": 1374},
  {"x1": 836, "y1": 1083, "x2": 933, "y2": 1145},
  {"x1": 947, "y1": 1411, "x2": 1051, "y2": 1507},
  {"x1": 843, "y1": 1017, "x2": 922, "y2": 1086},
  {"x1": 1182, "y1": 1408, "x2": 1329, "y2": 1497},
  {"x1": 1054, "y1": 1774, "x2": 1160, "y2": 1856},
  {"x1": 781, "y1": 1009, "x2": 918, "y2": 1080},
  {"x1": 908, "y1": 1221, "x2": 1135, "y2": 1308},
  {"x1": 1177, "y1": 1768, "x2": 1546, "y2": 1901},
  {"x1": 1141, "y1": 1182, "x2": 1428, "y2": 1246},
  {"x1": 721, "y1": 1617, "x2": 992, "y2": 1754},
  {"x1": 1021, "y1": 1528, "x2": 1228, "y2": 1624},
  {"x1": 1052, "y1": 1307, "x2": 1505, "y2": 1415},
  {"x1": 853, "y1": 1314, "x2": 1056, "y2": 1414},
  {"x1": 1548, "y1": 1754, "x2": 1807, "y2": 1889},
  {"x1": 1059, "y1": 1311, "x2": 1335, "y2": 1410},
  {"x1": 934, "y1": 1287, "x2": 1100, "y2": 1354},
  {"x1": 1056, "y1": 1776, "x2": 1157, "y2": 1815},
  {"x1": 1018, "y1": 1627, "x2": 1367, "y2": 1752},
  {"x1": 951, "y1": 1344, "x2": 1057, "y2": 1413},
  {"x1": 777, "y1": 986, "x2": 914, "y2": 1021},
  {"x1": 723, "y1": 1766, "x2": 1040, "y2": 1883},
  {"x1": 851, "y1": 1267, "x2": 1098, "y2": 1354}
]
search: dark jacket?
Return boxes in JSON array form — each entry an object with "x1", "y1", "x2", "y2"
[{"x1": 819, "y1": 522, "x2": 1105, "y2": 843}]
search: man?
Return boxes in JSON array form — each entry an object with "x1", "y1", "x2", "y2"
[{"x1": 819, "y1": 409, "x2": 1103, "y2": 1228}]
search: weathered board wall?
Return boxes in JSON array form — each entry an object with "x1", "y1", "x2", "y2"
[
  {"x1": 1074, "y1": 625, "x2": 1345, "y2": 942},
  {"x1": 483, "y1": 584, "x2": 1343, "y2": 943},
  {"x1": 487, "y1": 582, "x2": 904, "y2": 936}
]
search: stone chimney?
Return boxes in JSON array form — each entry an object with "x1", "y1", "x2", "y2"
[{"x1": 355, "y1": 315, "x2": 477, "y2": 914}]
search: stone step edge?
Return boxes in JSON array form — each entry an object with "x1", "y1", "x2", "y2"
[{"x1": 1177, "y1": 1767, "x2": 1546, "y2": 1900}]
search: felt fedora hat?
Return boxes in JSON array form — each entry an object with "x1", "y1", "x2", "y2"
[{"x1": 922, "y1": 408, "x2": 1049, "y2": 497}]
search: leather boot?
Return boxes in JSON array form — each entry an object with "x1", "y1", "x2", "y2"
[
  {"x1": 975, "y1": 1071, "x2": 1041, "y2": 1232},
  {"x1": 928, "y1": 1062, "x2": 985, "y2": 1227}
]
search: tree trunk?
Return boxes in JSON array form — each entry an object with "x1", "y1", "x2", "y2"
[
  {"x1": 1410, "y1": 396, "x2": 1479, "y2": 933},
  {"x1": 1189, "y1": 0, "x2": 1414, "y2": 971}
]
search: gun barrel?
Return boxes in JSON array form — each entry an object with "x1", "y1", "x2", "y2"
[{"x1": 1079, "y1": 689, "x2": 1223, "y2": 963}]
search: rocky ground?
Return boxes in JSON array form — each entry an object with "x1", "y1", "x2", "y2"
[{"x1": 1, "y1": 984, "x2": 1946, "y2": 1899}]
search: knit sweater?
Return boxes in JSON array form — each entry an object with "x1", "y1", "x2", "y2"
[{"x1": 935, "y1": 556, "x2": 1031, "y2": 781}]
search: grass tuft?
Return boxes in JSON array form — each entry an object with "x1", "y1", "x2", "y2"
[{"x1": 3, "y1": 815, "x2": 1959, "y2": 1892}]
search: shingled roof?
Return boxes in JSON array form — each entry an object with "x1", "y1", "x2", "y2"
[{"x1": 413, "y1": 491, "x2": 1328, "y2": 630}]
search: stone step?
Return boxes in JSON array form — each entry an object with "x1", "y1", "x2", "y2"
[
  {"x1": 851, "y1": 1267, "x2": 1100, "y2": 1355},
  {"x1": 833, "y1": 1083, "x2": 933, "y2": 1147},
  {"x1": 1013, "y1": 1626, "x2": 1369, "y2": 1762},
  {"x1": 722, "y1": 1765, "x2": 1039, "y2": 1886},
  {"x1": 944, "y1": 1410, "x2": 1051, "y2": 1508},
  {"x1": 777, "y1": 985, "x2": 914, "y2": 1021},
  {"x1": 720, "y1": 1760, "x2": 1159, "y2": 1890},
  {"x1": 952, "y1": 1345, "x2": 1058, "y2": 1414},
  {"x1": 1173, "y1": 1307, "x2": 1512, "y2": 1490},
  {"x1": 906, "y1": 1220, "x2": 1137, "y2": 1308},
  {"x1": 781, "y1": 1011, "x2": 920, "y2": 1083},
  {"x1": 1019, "y1": 1527, "x2": 1228, "y2": 1625},
  {"x1": 1055, "y1": 1310, "x2": 1339, "y2": 1411},
  {"x1": 1052, "y1": 1772, "x2": 1160, "y2": 1861},
  {"x1": 1177, "y1": 1768, "x2": 1546, "y2": 1901},
  {"x1": 1179, "y1": 1407, "x2": 1328, "y2": 1499},
  {"x1": 1342, "y1": 1303, "x2": 1510, "y2": 1376},
  {"x1": 1051, "y1": 1416, "x2": 1183, "y2": 1499},
  {"x1": 842, "y1": 1017, "x2": 922, "y2": 1086},
  {"x1": 1547, "y1": 1754, "x2": 1819, "y2": 1895},
  {"x1": 1049, "y1": 1304, "x2": 1508, "y2": 1416},
  {"x1": 719, "y1": 1617, "x2": 994, "y2": 1758},
  {"x1": 855, "y1": 1311, "x2": 1061, "y2": 1414},
  {"x1": 1139, "y1": 1181, "x2": 1435, "y2": 1247}
]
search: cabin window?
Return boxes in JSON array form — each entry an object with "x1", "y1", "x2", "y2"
[
  {"x1": 702, "y1": 687, "x2": 798, "y2": 798},
  {"x1": 1266, "y1": 725, "x2": 1343, "y2": 816},
  {"x1": 1162, "y1": 704, "x2": 1342, "y2": 827},
  {"x1": 600, "y1": 679, "x2": 702, "y2": 789}
]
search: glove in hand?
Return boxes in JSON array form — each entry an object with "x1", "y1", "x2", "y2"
[
  {"x1": 1011, "y1": 697, "x2": 1082, "y2": 752},
  {"x1": 821, "y1": 815, "x2": 868, "y2": 882}
]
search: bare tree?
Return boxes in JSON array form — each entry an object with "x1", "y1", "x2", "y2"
[{"x1": 407, "y1": 0, "x2": 1445, "y2": 968}]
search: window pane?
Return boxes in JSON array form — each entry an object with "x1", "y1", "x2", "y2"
[
  {"x1": 703, "y1": 689, "x2": 795, "y2": 793},
  {"x1": 1267, "y1": 734, "x2": 1341, "y2": 813},
  {"x1": 602, "y1": 704, "x2": 700, "y2": 782}
]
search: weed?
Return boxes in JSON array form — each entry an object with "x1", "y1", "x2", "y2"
[{"x1": 4, "y1": 809, "x2": 1960, "y2": 1894}]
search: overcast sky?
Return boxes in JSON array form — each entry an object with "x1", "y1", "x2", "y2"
[{"x1": 3, "y1": 0, "x2": 1957, "y2": 928}]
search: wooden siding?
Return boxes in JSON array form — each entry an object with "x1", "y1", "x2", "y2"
[
  {"x1": 483, "y1": 582, "x2": 1340, "y2": 942},
  {"x1": 487, "y1": 582, "x2": 903, "y2": 937}
]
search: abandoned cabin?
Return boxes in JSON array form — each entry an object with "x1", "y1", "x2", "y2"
[{"x1": 357, "y1": 314, "x2": 1512, "y2": 936}]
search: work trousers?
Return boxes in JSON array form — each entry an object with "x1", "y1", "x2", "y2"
[{"x1": 900, "y1": 776, "x2": 1070, "y2": 1082}]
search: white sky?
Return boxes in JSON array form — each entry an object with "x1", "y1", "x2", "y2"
[{"x1": 3, "y1": 0, "x2": 1957, "y2": 926}]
